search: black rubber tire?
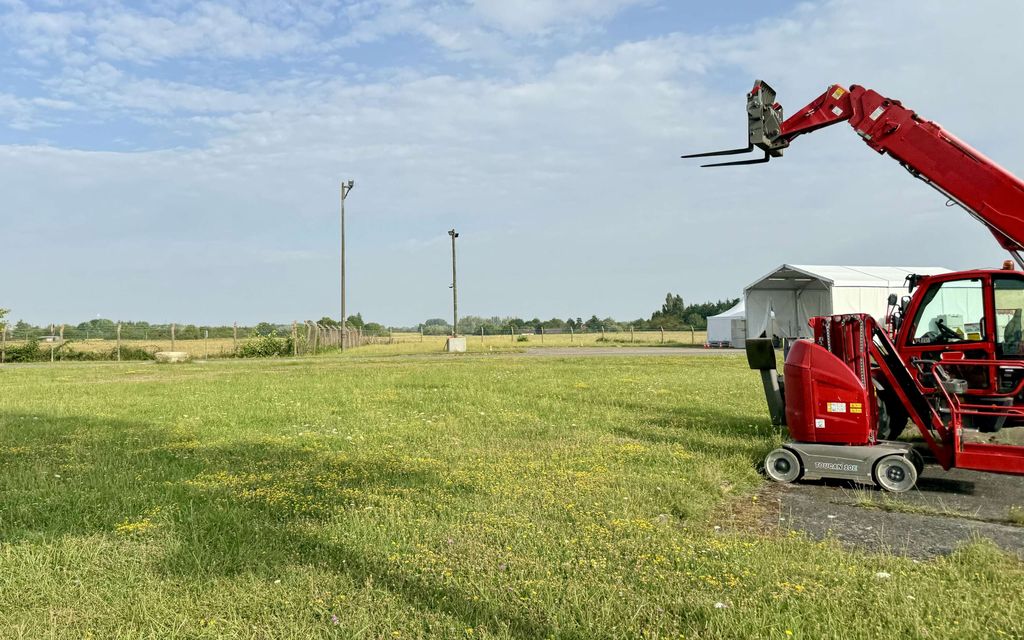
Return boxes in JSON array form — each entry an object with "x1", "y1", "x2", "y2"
[
  {"x1": 877, "y1": 389, "x2": 909, "y2": 441},
  {"x1": 907, "y1": 448, "x2": 926, "y2": 478}
]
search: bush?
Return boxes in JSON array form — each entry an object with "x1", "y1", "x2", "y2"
[
  {"x1": 236, "y1": 333, "x2": 293, "y2": 358},
  {"x1": 4, "y1": 339, "x2": 43, "y2": 362},
  {"x1": 516, "y1": 335, "x2": 529, "y2": 342}
]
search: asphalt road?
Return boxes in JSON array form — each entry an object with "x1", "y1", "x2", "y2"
[{"x1": 765, "y1": 461, "x2": 1024, "y2": 558}]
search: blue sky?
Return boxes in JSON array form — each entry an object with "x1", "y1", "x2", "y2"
[{"x1": 2, "y1": 0, "x2": 1023, "y2": 326}]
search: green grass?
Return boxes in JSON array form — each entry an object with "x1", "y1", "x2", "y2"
[{"x1": 1, "y1": 354, "x2": 1022, "y2": 638}]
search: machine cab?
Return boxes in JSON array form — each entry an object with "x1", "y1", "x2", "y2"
[{"x1": 897, "y1": 269, "x2": 1024, "y2": 397}]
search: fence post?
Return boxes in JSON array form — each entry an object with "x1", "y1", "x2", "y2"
[
  {"x1": 511, "y1": 325, "x2": 514, "y2": 343},
  {"x1": 389, "y1": 327, "x2": 393, "y2": 345},
  {"x1": 117, "y1": 323, "x2": 122, "y2": 362},
  {"x1": 171, "y1": 323, "x2": 176, "y2": 351},
  {"x1": 661, "y1": 326, "x2": 665, "y2": 344},
  {"x1": 292, "y1": 322, "x2": 298, "y2": 356},
  {"x1": 233, "y1": 322, "x2": 238, "y2": 352},
  {"x1": 601, "y1": 325, "x2": 605, "y2": 340},
  {"x1": 570, "y1": 326, "x2": 574, "y2": 343},
  {"x1": 690, "y1": 326, "x2": 695, "y2": 344},
  {"x1": 481, "y1": 326, "x2": 484, "y2": 345},
  {"x1": 1, "y1": 322, "x2": 6, "y2": 364},
  {"x1": 205, "y1": 329, "x2": 209, "y2": 360},
  {"x1": 50, "y1": 324, "x2": 55, "y2": 362},
  {"x1": 541, "y1": 326, "x2": 545, "y2": 343},
  {"x1": 630, "y1": 325, "x2": 634, "y2": 343}
]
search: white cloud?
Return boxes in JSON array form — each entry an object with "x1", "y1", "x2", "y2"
[
  {"x1": 471, "y1": 0, "x2": 650, "y2": 34},
  {"x1": 2, "y1": 0, "x2": 1023, "y2": 324}
]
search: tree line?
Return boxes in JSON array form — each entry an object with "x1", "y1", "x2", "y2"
[
  {"x1": 405, "y1": 294, "x2": 739, "y2": 335},
  {"x1": 0, "y1": 293, "x2": 737, "y2": 340}
]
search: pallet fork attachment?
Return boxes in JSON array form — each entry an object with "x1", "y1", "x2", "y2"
[{"x1": 681, "y1": 80, "x2": 789, "y2": 167}]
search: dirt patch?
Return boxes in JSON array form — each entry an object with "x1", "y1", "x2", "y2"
[{"x1": 759, "y1": 465, "x2": 1024, "y2": 558}]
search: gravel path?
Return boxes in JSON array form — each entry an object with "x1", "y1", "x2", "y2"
[{"x1": 524, "y1": 347, "x2": 743, "y2": 357}]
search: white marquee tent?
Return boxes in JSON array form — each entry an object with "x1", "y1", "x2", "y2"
[
  {"x1": 707, "y1": 301, "x2": 745, "y2": 348},
  {"x1": 745, "y1": 265, "x2": 951, "y2": 340}
]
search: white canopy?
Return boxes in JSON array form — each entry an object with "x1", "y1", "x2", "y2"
[
  {"x1": 707, "y1": 301, "x2": 745, "y2": 346},
  {"x1": 745, "y1": 264, "x2": 951, "y2": 340}
]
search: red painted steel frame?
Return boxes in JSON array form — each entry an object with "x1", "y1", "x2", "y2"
[
  {"x1": 771, "y1": 83, "x2": 1024, "y2": 254},
  {"x1": 806, "y1": 314, "x2": 1024, "y2": 476}
]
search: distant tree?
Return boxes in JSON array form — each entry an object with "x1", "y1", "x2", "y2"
[
  {"x1": 318, "y1": 316, "x2": 339, "y2": 328},
  {"x1": 255, "y1": 322, "x2": 276, "y2": 336},
  {"x1": 345, "y1": 313, "x2": 365, "y2": 329},
  {"x1": 422, "y1": 318, "x2": 452, "y2": 335},
  {"x1": 665, "y1": 294, "x2": 685, "y2": 315}
]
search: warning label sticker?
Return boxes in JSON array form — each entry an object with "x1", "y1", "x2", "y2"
[
  {"x1": 827, "y1": 402, "x2": 847, "y2": 413},
  {"x1": 850, "y1": 403, "x2": 863, "y2": 414},
  {"x1": 832, "y1": 87, "x2": 845, "y2": 99},
  {"x1": 815, "y1": 419, "x2": 826, "y2": 429},
  {"x1": 831, "y1": 106, "x2": 844, "y2": 117},
  {"x1": 869, "y1": 106, "x2": 886, "y2": 121}
]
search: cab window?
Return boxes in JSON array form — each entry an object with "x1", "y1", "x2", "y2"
[
  {"x1": 994, "y1": 277, "x2": 1024, "y2": 357},
  {"x1": 910, "y1": 278, "x2": 984, "y2": 345}
]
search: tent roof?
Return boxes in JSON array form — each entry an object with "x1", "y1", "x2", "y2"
[
  {"x1": 746, "y1": 264, "x2": 951, "y2": 291},
  {"x1": 709, "y1": 301, "x2": 744, "y2": 319}
]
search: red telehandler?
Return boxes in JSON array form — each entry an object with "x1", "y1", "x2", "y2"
[{"x1": 685, "y1": 80, "x2": 1024, "y2": 491}]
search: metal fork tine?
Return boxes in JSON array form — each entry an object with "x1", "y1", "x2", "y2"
[
  {"x1": 681, "y1": 143, "x2": 753, "y2": 159},
  {"x1": 700, "y1": 151, "x2": 772, "y2": 168}
]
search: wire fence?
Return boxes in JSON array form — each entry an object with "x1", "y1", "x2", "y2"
[
  {"x1": 0, "y1": 321, "x2": 712, "y2": 364},
  {"x1": 0, "y1": 321, "x2": 386, "y2": 363}
]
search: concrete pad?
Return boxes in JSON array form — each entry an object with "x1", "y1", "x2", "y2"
[{"x1": 446, "y1": 337, "x2": 467, "y2": 353}]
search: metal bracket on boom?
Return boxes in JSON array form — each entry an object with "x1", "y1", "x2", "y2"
[{"x1": 682, "y1": 80, "x2": 788, "y2": 167}]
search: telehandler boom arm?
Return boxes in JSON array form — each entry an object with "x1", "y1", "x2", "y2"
[{"x1": 684, "y1": 81, "x2": 1024, "y2": 259}]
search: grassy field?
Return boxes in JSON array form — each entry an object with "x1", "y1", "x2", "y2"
[{"x1": 1, "y1": 352, "x2": 1022, "y2": 638}]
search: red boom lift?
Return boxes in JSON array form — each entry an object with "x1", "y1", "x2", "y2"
[{"x1": 686, "y1": 81, "x2": 1024, "y2": 491}]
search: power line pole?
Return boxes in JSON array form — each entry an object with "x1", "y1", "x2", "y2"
[
  {"x1": 340, "y1": 179, "x2": 355, "y2": 350},
  {"x1": 448, "y1": 228, "x2": 459, "y2": 337}
]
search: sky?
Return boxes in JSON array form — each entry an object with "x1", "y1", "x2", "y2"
[{"x1": 2, "y1": 0, "x2": 1023, "y2": 326}]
